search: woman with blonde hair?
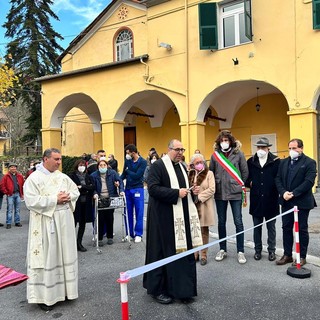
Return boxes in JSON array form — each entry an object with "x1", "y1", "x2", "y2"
[{"x1": 188, "y1": 153, "x2": 215, "y2": 265}]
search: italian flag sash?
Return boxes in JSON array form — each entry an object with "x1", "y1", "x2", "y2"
[{"x1": 213, "y1": 151, "x2": 247, "y2": 207}]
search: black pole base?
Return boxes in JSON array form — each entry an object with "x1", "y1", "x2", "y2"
[{"x1": 287, "y1": 266, "x2": 311, "y2": 278}]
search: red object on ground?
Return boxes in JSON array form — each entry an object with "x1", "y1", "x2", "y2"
[{"x1": 0, "y1": 264, "x2": 28, "y2": 289}]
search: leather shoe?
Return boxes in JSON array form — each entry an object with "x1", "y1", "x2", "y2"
[
  {"x1": 292, "y1": 258, "x2": 306, "y2": 267},
  {"x1": 0, "y1": 223, "x2": 3, "y2": 227},
  {"x1": 268, "y1": 252, "x2": 276, "y2": 261},
  {"x1": 77, "y1": 244, "x2": 87, "y2": 252},
  {"x1": 38, "y1": 303, "x2": 53, "y2": 311},
  {"x1": 6, "y1": 224, "x2": 11, "y2": 229},
  {"x1": 276, "y1": 255, "x2": 293, "y2": 265},
  {"x1": 152, "y1": 294, "x2": 173, "y2": 304},
  {"x1": 15, "y1": 223, "x2": 22, "y2": 227},
  {"x1": 254, "y1": 252, "x2": 261, "y2": 261}
]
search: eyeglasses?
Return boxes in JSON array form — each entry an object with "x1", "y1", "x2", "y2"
[{"x1": 170, "y1": 148, "x2": 186, "y2": 153}]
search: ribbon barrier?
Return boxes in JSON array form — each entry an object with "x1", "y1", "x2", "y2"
[
  {"x1": 287, "y1": 206, "x2": 311, "y2": 278},
  {"x1": 117, "y1": 206, "x2": 305, "y2": 319}
]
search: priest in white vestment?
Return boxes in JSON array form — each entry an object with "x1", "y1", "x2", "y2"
[{"x1": 23, "y1": 148, "x2": 80, "y2": 311}]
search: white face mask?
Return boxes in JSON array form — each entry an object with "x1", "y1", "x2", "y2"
[
  {"x1": 220, "y1": 142, "x2": 229, "y2": 150},
  {"x1": 257, "y1": 149, "x2": 267, "y2": 158},
  {"x1": 126, "y1": 154, "x2": 132, "y2": 160},
  {"x1": 78, "y1": 166, "x2": 86, "y2": 173},
  {"x1": 289, "y1": 150, "x2": 300, "y2": 159},
  {"x1": 151, "y1": 159, "x2": 156, "y2": 164}
]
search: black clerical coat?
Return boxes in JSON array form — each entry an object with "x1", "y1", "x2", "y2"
[{"x1": 143, "y1": 158, "x2": 197, "y2": 299}]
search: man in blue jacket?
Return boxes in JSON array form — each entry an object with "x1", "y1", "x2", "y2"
[
  {"x1": 275, "y1": 138, "x2": 317, "y2": 266},
  {"x1": 121, "y1": 144, "x2": 147, "y2": 243}
]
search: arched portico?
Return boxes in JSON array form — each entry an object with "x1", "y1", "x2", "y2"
[
  {"x1": 192, "y1": 80, "x2": 290, "y2": 160},
  {"x1": 42, "y1": 93, "x2": 101, "y2": 153}
]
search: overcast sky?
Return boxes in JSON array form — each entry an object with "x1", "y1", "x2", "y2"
[{"x1": 0, "y1": 0, "x2": 112, "y2": 57}]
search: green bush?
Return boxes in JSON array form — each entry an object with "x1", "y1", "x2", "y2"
[{"x1": 62, "y1": 156, "x2": 80, "y2": 175}]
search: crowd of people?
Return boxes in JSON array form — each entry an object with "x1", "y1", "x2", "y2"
[{"x1": 0, "y1": 132, "x2": 316, "y2": 310}]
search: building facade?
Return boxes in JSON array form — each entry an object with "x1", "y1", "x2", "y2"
[{"x1": 37, "y1": 0, "x2": 320, "y2": 180}]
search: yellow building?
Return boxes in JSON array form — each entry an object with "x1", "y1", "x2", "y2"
[
  {"x1": 37, "y1": 0, "x2": 320, "y2": 178},
  {"x1": 0, "y1": 109, "x2": 11, "y2": 155}
]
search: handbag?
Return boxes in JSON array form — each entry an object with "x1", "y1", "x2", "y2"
[{"x1": 98, "y1": 197, "x2": 111, "y2": 208}]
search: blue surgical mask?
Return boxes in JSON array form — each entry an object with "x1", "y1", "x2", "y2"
[{"x1": 99, "y1": 168, "x2": 107, "y2": 174}]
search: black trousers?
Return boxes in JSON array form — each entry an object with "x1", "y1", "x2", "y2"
[
  {"x1": 98, "y1": 208, "x2": 115, "y2": 241},
  {"x1": 281, "y1": 205, "x2": 310, "y2": 259},
  {"x1": 252, "y1": 216, "x2": 276, "y2": 253},
  {"x1": 75, "y1": 203, "x2": 86, "y2": 244}
]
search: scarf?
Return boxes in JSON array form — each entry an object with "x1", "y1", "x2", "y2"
[{"x1": 162, "y1": 155, "x2": 203, "y2": 253}]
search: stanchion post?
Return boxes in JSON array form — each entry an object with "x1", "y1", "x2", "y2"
[
  {"x1": 293, "y1": 206, "x2": 301, "y2": 270},
  {"x1": 287, "y1": 206, "x2": 311, "y2": 278},
  {"x1": 117, "y1": 272, "x2": 130, "y2": 320}
]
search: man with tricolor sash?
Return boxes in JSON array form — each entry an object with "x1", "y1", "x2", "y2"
[{"x1": 209, "y1": 130, "x2": 248, "y2": 264}]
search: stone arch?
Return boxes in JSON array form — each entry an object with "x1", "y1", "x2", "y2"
[
  {"x1": 50, "y1": 93, "x2": 101, "y2": 132},
  {"x1": 115, "y1": 89, "x2": 178, "y2": 128},
  {"x1": 197, "y1": 80, "x2": 284, "y2": 129}
]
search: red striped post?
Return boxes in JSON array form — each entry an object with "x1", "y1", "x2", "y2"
[
  {"x1": 117, "y1": 272, "x2": 130, "y2": 320},
  {"x1": 293, "y1": 206, "x2": 300, "y2": 270}
]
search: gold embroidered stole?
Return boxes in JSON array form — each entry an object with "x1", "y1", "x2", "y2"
[{"x1": 162, "y1": 155, "x2": 203, "y2": 253}]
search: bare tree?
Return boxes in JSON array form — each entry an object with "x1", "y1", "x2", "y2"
[{"x1": 1, "y1": 98, "x2": 30, "y2": 158}]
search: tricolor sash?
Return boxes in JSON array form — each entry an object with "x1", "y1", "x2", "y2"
[{"x1": 213, "y1": 151, "x2": 247, "y2": 206}]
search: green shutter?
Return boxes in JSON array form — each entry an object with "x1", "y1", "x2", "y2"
[
  {"x1": 244, "y1": 0, "x2": 252, "y2": 40},
  {"x1": 313, "y1": 0, "x2": 320, "y2": 30},
  {"x1": 198, "y1": 3, "x2": 217, "y2": 50}
]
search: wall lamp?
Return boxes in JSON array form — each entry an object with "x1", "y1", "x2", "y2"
[
  {"x1": 159, "y1": 42, "x2": 172, "y2": 51},
  {"x1": 256, "y1": 87, "x2": 261, "y2": 112}
]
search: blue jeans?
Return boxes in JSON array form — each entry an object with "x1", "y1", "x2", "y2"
[
  {"x1": 215, "y1": 199, "x2": 244, "y2": 253},
  {"x1": 125, "y1": 188, "x2": 144, "y2": 238},
  {"x1": 6, "y1": 192, "x2": 21, "y2": 225}
]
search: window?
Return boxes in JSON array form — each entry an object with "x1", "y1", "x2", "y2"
[
  {"x1": 198, "y1": 1, "x2": 252, "y2": 50},
  {"x1": 219, "y1": 1, "x2": 251, "y2": 48},
  {"x1": 313, "y1": 0, "x2": 320, "y2": 30},
  {"x1": 115, "y1": 29, "x2": 133, "y2": 61}
]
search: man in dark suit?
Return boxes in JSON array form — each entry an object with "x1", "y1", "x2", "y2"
[{"x1": 275, "y1": 138, "x2": 317, "y2": 266}]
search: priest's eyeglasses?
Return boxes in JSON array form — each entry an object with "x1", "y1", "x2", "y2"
[{"x1": 170, "y1": 148, "x2": 186, "y2": 153}]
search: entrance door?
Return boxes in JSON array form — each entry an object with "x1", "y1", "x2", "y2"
[{"x1": 124, "y1": 127, "x2": 136, "y2": 147}]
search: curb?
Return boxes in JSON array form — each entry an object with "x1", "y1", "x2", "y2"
[{"x1": 209, "y1": 231, "x2": 320, "y2": 267}]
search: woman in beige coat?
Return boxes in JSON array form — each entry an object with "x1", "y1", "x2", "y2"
[{"x1": 188, "y1": 153, "x2": 215, "y2": 265}]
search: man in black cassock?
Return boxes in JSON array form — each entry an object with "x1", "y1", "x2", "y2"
[{"x1": 143, "y1": 139, "x2": 202, "y2": 304}]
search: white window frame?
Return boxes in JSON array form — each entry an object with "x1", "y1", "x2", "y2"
[
  {"x1": 218, "y1": 1, "x2": 250, "y2": 49},
  {"x1": 116, "y1": 29, "x2": 133, "y2": 61}
]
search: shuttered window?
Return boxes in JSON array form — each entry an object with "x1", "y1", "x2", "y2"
[
  {"x1": 244, "y1": 0, "x2": 252, "y2": 40},
  {"x1": 313, "y1": 0, "x2": 320, "y2": 29},
  {"x1": 198, "y1": 3, "x2": 218, "y2": 50}
]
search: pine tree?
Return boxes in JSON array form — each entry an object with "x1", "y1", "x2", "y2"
[{"x1": 3, "y1": 0, "x2": 64, "y2": 145}]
